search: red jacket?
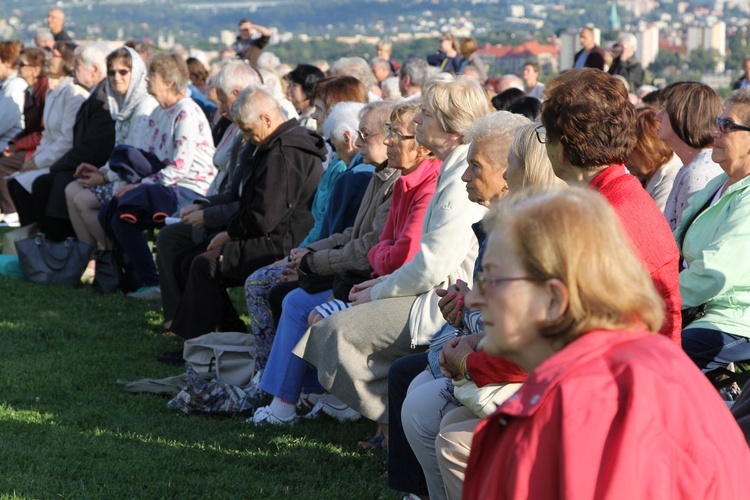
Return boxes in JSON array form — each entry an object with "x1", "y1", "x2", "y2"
[
  {"x1": 589, "y1": 165, "x2": 682, "y2": 344},
  {"x1": 368, "y1": 157, "x2": 441, "y2": 276},
  {"x1": 463, "y1": 330, "x2": 750, "y2": 500}
]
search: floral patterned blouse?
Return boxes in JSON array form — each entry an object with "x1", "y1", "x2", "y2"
[{"x1": 140, "y1": 97, "x2": 216, "y2": 196}]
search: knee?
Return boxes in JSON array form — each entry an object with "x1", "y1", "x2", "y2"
[{"x1": 308, "y1": 310, "x2": 323, "y2": 327}]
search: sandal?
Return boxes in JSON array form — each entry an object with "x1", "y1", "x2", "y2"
[{"x1": 358, "y1": 432, "x2": 386, "y2": 451}]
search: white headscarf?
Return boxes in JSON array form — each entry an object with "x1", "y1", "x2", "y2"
[{"x1": 106, "y1": 46, "x2": 149, "y2": 143}]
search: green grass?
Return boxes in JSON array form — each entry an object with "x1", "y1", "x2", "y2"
[{"x1": 0, "y1": 229, "x2": 395, "y2": 499}]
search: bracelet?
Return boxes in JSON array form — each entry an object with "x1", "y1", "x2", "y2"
[{"x1": 459, "y1": 353, "x2": 472, "y2": 381}]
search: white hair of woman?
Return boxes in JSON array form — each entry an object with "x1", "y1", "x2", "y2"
[{"x1": 323, "y1": 101, "x2": 366, "y2": 143}]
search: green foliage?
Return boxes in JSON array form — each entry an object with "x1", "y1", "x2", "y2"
[
  {"x1": 688, "y1": 47, "x2": 720, "y2": 73},
  {"x1": 0, "y1": 231, "x2": 396, "y2": 498},
  {"x1": 727, "y1": 30, "x2": 750, "y2": 74},
  {"x1": 648, "y1": 49, "x2": 682, "y2": 76}
]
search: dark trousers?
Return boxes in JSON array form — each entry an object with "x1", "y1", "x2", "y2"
[
  {"x1": 156, "y1": 222, "x2": 206, "y2": 323},
  {"x1": 388, "y1": 352, "x2": 429, "y2": 496},
  {"x1": 683, "y1": 327, "x2": 750, "y2": 373},
  {"x1": 8, "y1": 175, "x2": 74, "y2": 241},
  {"x1": 0, "y1": 153, "x2": 24, "y2": 214}
]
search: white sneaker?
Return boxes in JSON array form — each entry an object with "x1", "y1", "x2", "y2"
[
  {"x1": 304, "y1": 397, "x2": 361, "y2": 422},
  {"x1": 249, "y1": 405, "x2": 297, "y2": 426},
  {"x1": 0, "y1": 212, "x2": 19, "y2": 227},
  {"x1": 126, "y1": 285, "x2": 161, "y2": 300}
]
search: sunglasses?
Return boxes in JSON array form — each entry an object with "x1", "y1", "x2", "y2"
[
  {"x1": 17, "y1": 61, "x2": 35, "y2": 68},
  {"x1": 715, "y1": 117, "x2": 750, "y2": 134},
  {"x1": 108, "y1": 68, "x2": 130, "y2": 77}
]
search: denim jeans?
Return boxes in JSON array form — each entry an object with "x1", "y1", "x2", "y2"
[
  {"x1": 682, "y1": 327, "x2": 750, "y2": 373},
  {"x1": 259, "y1": 287, "x2": 330, "y2": 402}
]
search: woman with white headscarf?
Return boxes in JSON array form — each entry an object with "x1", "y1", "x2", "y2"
[{"x1": 65, "y1": 45, "x2": 157, "y2": 247}]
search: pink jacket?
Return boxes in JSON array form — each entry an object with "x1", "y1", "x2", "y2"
[
  {"x1": 463, "y1": 330, "x2": 750, "y2": 499},
  {"x1": 368, "y1": 157, "x2": 441, "y2": 276}
]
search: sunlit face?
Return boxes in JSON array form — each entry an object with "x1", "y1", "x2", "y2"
[
  {"x1": 465, "y1": 228, "x2": 549, "y2": 359},
  {"x1": 711, "y1": 103, "x2": 750, "y2": 173},
  {"x1": 107, "y1": 59, "x2": 132, "y2": 96},
  {"x1": 236, "y1": 115, "x2": 268, "y2": 145},
  {"x1": 504, "y1": 151, "x2": 525, "y2": 192},
  {"x1": 356, "y1": 112, "x2": 387, "y2": 165},
  {"x1": 217, "y1": 88, "x2": 238, "y2": 120},
  {"x1": 521, "y1": 65, "x2": 538, "y2": 85},
  {"x1": 286, "y1": 82, "x2": 307, "y2": 110},
  {"x1": 580, "y1": 29, "x2": 595, "y2": 51},
  {"x1": 384, "y1": 114, "x2": 420, "y2": 172},
  {"x1": 146, "y1": 71, "x2": 174, "y2": 107},
  {"x1": 439, "y1": 38, "x2": 453, "y2": 53},
  {"x1": 654, "y1": 103, "x2": 677, "y2": 145},
  {"x1": 17, "y1": 55, "x2": 42, "y2": 86},
  {"x1": 376, "y1": 47, "x2": 390, "y2": 60},
  {"x1": 47, "y1": 10, "x2": 64, "y2": 33},
  {"x1": 461, "y1": 140, "x2": 508, "y2": 205},
  {"x1": 311, "y1": 99, "x2": 327, "y2": 135},
  {"x1": 238, "y1": 22, "x2": 253, "y2": 40},
  {"x1": 74, "y1": 57, "x2": 98, "y2": 90},
  {"x1": 413, "y1": 102, "x2": 449, "y2": 154}
]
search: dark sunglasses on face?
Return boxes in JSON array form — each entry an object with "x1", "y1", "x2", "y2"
[
  {"x1": 716, "y1": 117, "x2": 750, "y2": 134},
  {"x1": 17, "y1": 61, "x2": 34, "y2": 68},
  {"x1": 108, "y1": 68, "x2": 130, "y2": 77}
]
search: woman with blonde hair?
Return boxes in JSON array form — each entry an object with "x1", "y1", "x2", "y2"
[
  {"x1": 463, "y1": 187, "x2": 750, "y2": 498},
  {"x1": 295, "y1": 76, "x2": 489, "y2": 430}
]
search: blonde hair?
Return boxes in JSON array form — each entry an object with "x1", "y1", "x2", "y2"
[
  {"x1": 483, "y1": 188, "x2": 664, "y2": 341},
  {"x1": 508, "y1": 123, "x2": 566, "y2": 189},
  {"x1": 423, "y1": 76, "x2": 490, "y2": 137}
]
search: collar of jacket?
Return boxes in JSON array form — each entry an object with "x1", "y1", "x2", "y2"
[{"x1": 494, "y1": 329, "x2": 652, "y2": 419}]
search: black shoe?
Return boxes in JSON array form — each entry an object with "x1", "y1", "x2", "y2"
[{"x1": 157, "y1": 350, "x2": 185, "y2": 366}]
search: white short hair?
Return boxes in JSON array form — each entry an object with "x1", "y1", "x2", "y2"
[
  {"x1": 330, "y1": 57, "x2": 376, "y2": 92},
  {"x1": 75, "y1": 43, "x2": 108, "y2": 77},
  {"x1": 618, "y1": 33, "x2": 638, "y2": 51},
  {"x1": 323, "y1": 101, "x2": 366, "y2": 142},
  {"x1": 215, "y1": 61, "x2": 262, "y2": 95},
  {"x1": 230, "y1": 85, "x2": 283, "y2": 124}
]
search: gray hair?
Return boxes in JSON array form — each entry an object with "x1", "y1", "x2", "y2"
[
  {"x1": 330, "y1": 57, "x2": 376, "y2": 91},
  {"x1": 422, "y1": 75, "x2": 491, "y2": 137},
  {"x1": 230, "y1": 85, "x2": 283, "y2": 125},
  {"x1": 323, "y1": 101, "x2": 366, "y2": 143},
  {"x1": 215, "y1": 61, "x2": 262, "y2": 96},
  {"x1": 499, "y1": 74, "x2": 525, "y2": 91},
  {"x1": 726, "y1": 88, "x2": 750, "y2": 124},
  {"x1": 34, "y1": 28, "x2": 54, "y2": 45},
  {"x1": 400, "y1": 58, "x2": 430, "y2": 90},
  {"x1": 618, "y1": 33, "x2": 638, "y2": 52},
  {"x1": 464, "y1": 111, "x2": 530, "y2": 164},
  {"x1": 75, "y1": 43, "x2": 108, "y2": 78},
  {"x1": 371, "y1": 57, "x2": 391, "y2": 70},
  {"x1": 257, "y1": 52, "x2": 281, "y2": 71},
  {"x1": 381, "y1": 76, "x2": 403, "y2": 101}
]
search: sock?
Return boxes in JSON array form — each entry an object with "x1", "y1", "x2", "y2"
[{"x1": 269, "y1": 396, "x2": 296, "y2": 419}]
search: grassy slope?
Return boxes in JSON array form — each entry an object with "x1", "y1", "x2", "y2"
[{"x1": 0, "y1": 229, "x2": 394, "y2": 499}]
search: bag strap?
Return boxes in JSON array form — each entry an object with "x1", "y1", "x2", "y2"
[{"x1": 35, "y1": 235, "x2": 77, "y2": 272}]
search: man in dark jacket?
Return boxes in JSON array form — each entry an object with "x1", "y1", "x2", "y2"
[
  {"x1": 8, "y1": 43, "x2": 115, "y2": 240},
  {"x1": 170, "y1": 85, "x2": 325, "y2": 340},
  {"x1": 608, "y1": 34, "x2": 644, "y2": 92},
  {"x1": 573, "y1": 27, "x2": 605, "y2": 70}
]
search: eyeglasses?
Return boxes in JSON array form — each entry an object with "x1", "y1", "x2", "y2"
[
  {"x1": 108, "y1": 69, "x2": 130, "y2": 77},
  {"x1": 385, "y1": 123, "x2": 416, "y2": 143},
  {"x1": 475, "y1": 273, "x2": 537, "y2": 296},
  {"x1": 715, "y1": 117, "x2": 750, "y2": 134},
  {"x1": 356, "y1": 129, "x2": 382, "y2": 143},
  {"x1": 17, "y1": 61, "x2": 34, "y2": 68},
  {"x1": 535, "y1": 125, "x2": 547, "y2": 144}
]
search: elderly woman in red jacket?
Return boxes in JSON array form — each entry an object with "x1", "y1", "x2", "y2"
[{"x1": 462, "y1": 188, "x2": 750, "y2": 499}]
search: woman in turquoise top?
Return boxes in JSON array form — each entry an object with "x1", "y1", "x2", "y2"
[{"x1": 676, "y1": 89, "x2": 750, "y2": 373}]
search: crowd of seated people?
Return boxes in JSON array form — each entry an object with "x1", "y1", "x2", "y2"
[{"x1": 3, "y1": 17, "x2": 750, "y2": 498}]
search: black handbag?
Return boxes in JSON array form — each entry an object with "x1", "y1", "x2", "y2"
[{"x1": 14, "y1": 234, "x2": 93, "y2": 286}]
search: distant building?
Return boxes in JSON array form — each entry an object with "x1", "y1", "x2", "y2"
[
  {"x1": 477, "y1": 40, "x2": 560, "y2": 76},
  {"x1": 687, "y1": 20, "x2": 726, "y2": 72},
  {"x1": 638, "y1": 25, "x2": 660, "y2": 68}
]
